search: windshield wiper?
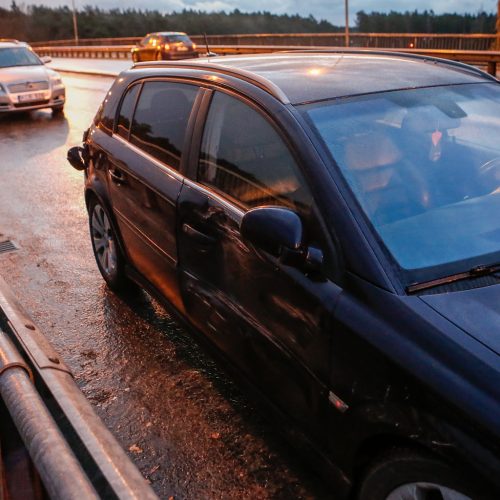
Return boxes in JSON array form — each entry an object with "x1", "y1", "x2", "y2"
[{"x1": 407, "y1": 263, "x2": 500, "y2": 294}]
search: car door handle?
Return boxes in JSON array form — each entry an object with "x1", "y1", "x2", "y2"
[
  {"x1": 182, "y1": 223, "x2": 216, "y2": 245},
  {"x1": 109, "y1": 168, "x2": 126, "y2": 185}
]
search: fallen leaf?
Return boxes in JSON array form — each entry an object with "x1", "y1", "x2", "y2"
[
  {"x1": 129, "y1": 444, "x2": 143, "y2": 453},
  {"x1": 148, "y1": 465, "x2": 160, "y2": 475}
]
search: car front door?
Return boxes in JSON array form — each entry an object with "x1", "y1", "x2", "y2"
[
  {"x1": 106, "y1": 79, "x2": 199, "y2": 310},
  {"x1": 177, "y1": 90, "x2": 342, "y2": 442}
]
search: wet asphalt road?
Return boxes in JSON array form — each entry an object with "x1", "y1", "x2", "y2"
[{"x1": 0, "y1": 74, "x2": 334, "y2": 498}]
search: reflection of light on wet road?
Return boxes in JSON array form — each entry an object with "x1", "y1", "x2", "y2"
[
  {"x1": 61, "y1": 74, "x2": 115, "y2": 143},
  {"x1": 0, "y1": 74, "x2": 331, "y2": 499}
]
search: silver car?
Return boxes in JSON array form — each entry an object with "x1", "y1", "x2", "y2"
[{"x1": 0, "y1": 40, "x2": 65, "y2": 114}]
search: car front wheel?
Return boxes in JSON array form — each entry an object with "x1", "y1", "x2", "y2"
[
  {"x1": 357, "y1": 448, "x2": 491, "y2": 500},
  {"x1": 52, "y1": 104, "x2": 64, "y2": 115},
  {"x1": 88, "y1": 198, "x2": 129, "y2": 291}
]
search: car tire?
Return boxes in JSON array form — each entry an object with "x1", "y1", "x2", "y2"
[
  {"x1": 132, "y1": 52, "x2": 139, "y2": 63},
  {"x1": 52, "y1": 105, "x2": 64, "y2": 115},
  {"x1": 88, "y1": 198, "x2": 131, "y2": 292},
  {"x1": 357, "y1": 448, "x2": 490, "y2": 500}
]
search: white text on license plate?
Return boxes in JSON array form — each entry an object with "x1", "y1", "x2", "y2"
[{"x1": 18, "y1": 92, "x2": 45, "y2": 103}]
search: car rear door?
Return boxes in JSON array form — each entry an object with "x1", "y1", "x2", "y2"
[
  {"x1": 177, "y1": 89, "x2": 342, "y2": 442},
  {"x1": 105, "y1": 79, "x2": 200, "y2": 310}
]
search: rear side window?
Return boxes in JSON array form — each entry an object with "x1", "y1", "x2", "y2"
[
  {"x1": 116, "y1": 84, "x2": 140, "y2": 139},
  {"x1": 198, "y1": 92, "x2": 312, "y2": 211},
  {"x1": 166, "y1": 35, "x2": 191, "y2": 43},
  {"x1": 130, "y1": 81, "x2": 198, "y2": 170}
]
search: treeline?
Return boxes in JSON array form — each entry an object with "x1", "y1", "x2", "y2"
[
  {"x1": 0, "y1": 3, "x2": 497, "y2": 43},
  {"x1": 0, "y1": 4, "x2": 338, "y2": 42},
  {"x1": 357, "y1": 10, "x2": 497, "y2": 33}
]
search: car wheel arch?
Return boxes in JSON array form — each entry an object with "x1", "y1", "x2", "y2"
[
  {"x1": 84, "y1": 188, "x2": 128, "y2": 261},
  {"x1": 350, "y1": 427, "x2": 486, "y2": 495}
]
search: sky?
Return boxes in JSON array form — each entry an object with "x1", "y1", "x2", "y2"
[{"x1": 1, "y1": 0, "x2": 497, "y2": 26}]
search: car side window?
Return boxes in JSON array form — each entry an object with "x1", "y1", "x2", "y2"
[
  {"x1": 116, "y1": 84, "x2": 140, "y2": 140},
  {"x1": 140, "y1": 36, "x2": 150, "y2": 46},
  {"x1": 198, "y1": 92, "x2": 312, "y2": 211},
  {"x1": 129, "y1": 81, "x2": 198, "y2": 170}
]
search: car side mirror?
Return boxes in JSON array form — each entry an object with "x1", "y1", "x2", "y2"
[
  {"x1": 240, "y1": 207, "x2": 303, "y2": 258},
  {"x1": 240, "y1": 207, "x2": 325, "y2": 274},
  {"x1": 40, "y1": 56, "x2": 52, "y2": 64},
  {"x1": 67, "y1": 146, "x2": 87, "y2": 171}
]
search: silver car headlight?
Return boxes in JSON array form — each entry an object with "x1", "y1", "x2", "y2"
[{"x1": 50, "y1": 75, "x2": 63, "y2": 87}]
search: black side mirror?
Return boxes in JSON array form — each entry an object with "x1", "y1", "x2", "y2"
[
  {"x1": 67, "y1": 146, "x2": 87, "y2": 171},
  {"x1": 240, "y1": 207, "x2": 303, "y2": 258}
]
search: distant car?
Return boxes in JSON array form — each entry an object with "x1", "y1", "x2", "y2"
[
  {"x1": 0, "y1": 39, "x2": 65, "y2": 114},
  {"x1": 69, "y1": 51, "x2": 500, "y2": 499},
  {"x1": 131, "y1": 32, "x2": 198, "y2": 62}
]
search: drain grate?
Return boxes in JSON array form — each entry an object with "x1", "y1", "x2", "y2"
[{"x1": 0, "y1": 240, "x2": 18, "y2": 255}]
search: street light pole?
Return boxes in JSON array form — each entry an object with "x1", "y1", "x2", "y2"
[
  {"x1": 72, "y1": 0, "x2": 79, "y2": 46},
  {"x1": 496, "y1": 0, "x2": 500, "y2": 50},
  {"x1": 345, "y1": 0, "x2": 350, "y2": 47}
]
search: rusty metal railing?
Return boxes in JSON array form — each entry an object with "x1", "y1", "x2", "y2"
[
  {"x1": 30, "y1": 33, "x2": 500, "y2": 51},
  {"x1": 33, "y1": 44, "x2": 500, "y2": 76}
]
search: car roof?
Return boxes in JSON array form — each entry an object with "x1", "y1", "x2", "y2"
[
  {"x1": 0, "y1": 40, "x2": 29, "y2": 49},
  {"x1": 133, "y1": 50, "x2": 497, "y2": 105},
  {"x1": 146, "y1": 32, "x2": 187, "y2": 37}
]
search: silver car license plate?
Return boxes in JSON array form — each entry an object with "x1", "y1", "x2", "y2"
[{"x1": 18, "y1": 92, "x2": 45, "y2": 102}]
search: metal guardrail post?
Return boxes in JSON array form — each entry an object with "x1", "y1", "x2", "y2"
[
  {"x1": 0, "y1": 276, "x2": 158, "y2": 499},
  {"x1": 0, "y1": 332, "x2": 99, "y2": 499}
]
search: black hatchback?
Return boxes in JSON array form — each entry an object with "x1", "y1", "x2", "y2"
[{"x1": 68, "y1": 51, "x2": 500, "y2": 499}]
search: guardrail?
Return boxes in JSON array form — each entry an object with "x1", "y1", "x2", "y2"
[
  {"x1": 34, "y1": 44, "x2": 500, "y2": 76},
  {"x1": 30, "y1": 33, "x2": 500, "y2": 51},
  {"x1": 0, "y1": 275, "x2": 158, "y2": 499}
]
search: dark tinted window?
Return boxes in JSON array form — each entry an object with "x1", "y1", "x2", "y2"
[
  {"x1": 116, "y1": 84, "x2": 140, "y2": 139},
  {"x1": 165, "y1": 35, "x2": 191, "y2": 44},
  {"x1": 130, "y1": 81, "x2": 198, "y2": 170},
  {"x1": 198, "y1": 92, "x2": 312, "y2": 210},
  {"x1": 96, "y1": 81, "x2": 119, "y2": 133}
]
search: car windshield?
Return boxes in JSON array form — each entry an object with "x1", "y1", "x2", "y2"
[
  {"x1": 165, "y1": 35, "x2": 191, "y2": 44},
  {"x1": 301, "y1": 83, "x2": 500, "y2": 283},
  {"x1": 0, "y1": 47, "x2": 41, "y2": 68}
]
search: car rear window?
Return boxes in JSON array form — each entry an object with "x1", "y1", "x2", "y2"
[
  {"x1": 129, "y1": 81, "x2": 198, "y2": 170},
  {"x1": 165, "y1": 35, "x2": 191, "y2": 44}
]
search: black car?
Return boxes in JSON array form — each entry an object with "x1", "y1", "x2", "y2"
[
  {"x1": 68, "y1": 51, "x2": 500, "y2": 499},
  {"x1": 131, "y1": 32, "x2": 198, "y2": 62}
]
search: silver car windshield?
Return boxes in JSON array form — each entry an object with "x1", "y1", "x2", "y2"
[
  {"x1": 0, "y1": 47, "x2": 41, "y2": 68},
  {"x1": 301, "y1": 83, "x2": 500, "y2": 274}
]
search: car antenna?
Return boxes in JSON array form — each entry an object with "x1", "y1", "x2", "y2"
[{"x1": 203, "y1": 32, "x2": 218, "y2": 58}]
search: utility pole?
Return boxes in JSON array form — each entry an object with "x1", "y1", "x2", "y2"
[
  {"x1": 496, "y1": 0, "x2": 500, "y2": 49},
  {"x1": 345, "y1": 0, "x2": 350, "y2": 47},
  {"x1": 72, "y1": 0, "x2": 79, "y2": 45}
]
